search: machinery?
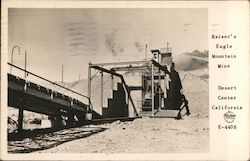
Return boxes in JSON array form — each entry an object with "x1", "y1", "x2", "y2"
[{"x1": 88, "y1": 43, "x2": 190, "y2": 118}]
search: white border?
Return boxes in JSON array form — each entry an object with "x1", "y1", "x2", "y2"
[{"x1": 1, "y1": 1, "x2": 249, "y2": 160}]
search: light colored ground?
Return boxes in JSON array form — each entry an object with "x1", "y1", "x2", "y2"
[
  {"x1": 8, "y1": 114, "x2": 208, "y2": 153},
  {"x1": 37, "y1": 116, "x2": 209, "y2": 153}
]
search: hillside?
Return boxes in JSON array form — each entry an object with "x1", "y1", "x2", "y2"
[
  {"x1": 175, "y1": 50, "x2": 208, "y2": 71},
  {"x1": 176, "y1": 50, "x2": 209, "y2": 116}
]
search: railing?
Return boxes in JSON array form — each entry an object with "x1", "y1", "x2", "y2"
[{"x1": 7, "y1": 63, "x2": 93, "y2": 111}]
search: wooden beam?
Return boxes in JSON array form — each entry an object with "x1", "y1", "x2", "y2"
[
  {"x1": 89, "y1": 60, "x2": 150, "y2": 67},
  {"x1": 128, "y1": 86, "x2": 143, "y2": 90},
  {"x1": 151, "y1": 60, "x2": 170, "y2": 75},
  {"x1": 143, "y1": 75, "x2": 165, "y2": 80},
  {"x1": 90, "y1": 65, "x2": 121, "y2": 77},
  {"x1": 111, "y1": 65, "x2": 150, "y2": 72}
]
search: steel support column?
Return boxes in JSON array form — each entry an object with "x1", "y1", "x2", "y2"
[
  {"x1": 100, "y1": 71, "x2": 103, "y2": 108},
  {"x1": 158, "y1": 69, "x2": 161, "y2": 110},
  {"x1": 151, "y1": 62, "x2": 154, "y2": 116},
  {"x1": 88, "y1": 66, "x2": 91, "y2": 111},
  {"x1": 18, "y1": 108, "x2": 23, "y2": 132},
  {"x1": 111, "y1": 75, "x2": 113, "y2": 90},
  {"x1": 164, "y1": 73, "x2": 167, "y2": 98},
  {"x1": 141, "y1": 71, "x2": 144, "y2": 108}
]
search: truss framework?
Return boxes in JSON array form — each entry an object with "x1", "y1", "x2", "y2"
[{"x1": 88, "y1": 59, "x2": 170, "y2": 117}]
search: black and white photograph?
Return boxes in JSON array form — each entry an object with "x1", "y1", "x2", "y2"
[
  {"x1": 1, "y1": 1, "x2": 249, "y2": 160},
  {"x1": 7, "y1": 8, "x2": 209, "y2": 153}
]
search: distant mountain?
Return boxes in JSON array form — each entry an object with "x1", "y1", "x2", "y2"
[
  {"x1": 186, "y1": 50, "x2": 209, "y2": 58},
  {"x1": 175, "y1": 50, "x2": 208, "y2": 71}
]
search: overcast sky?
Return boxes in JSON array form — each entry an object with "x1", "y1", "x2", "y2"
[{"x1": 8, "y1": 8, "x2": 207, "y2": 82}]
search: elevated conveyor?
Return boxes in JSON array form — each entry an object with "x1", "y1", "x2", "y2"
[
  {"x1": 8, "y1": 63, "x2": 102, "y2": 132},
  {"x1": 8, "y1": 73, "x2": 89, "y2": 117}
]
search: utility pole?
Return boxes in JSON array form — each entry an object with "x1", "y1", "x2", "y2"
[
  {"x1": 61, "y1": 64, "x2": 64, "y2": 83},
  {"x1": 167, "y1": 41, "x2": 171, "y2": 53},
  {"x1": 145, "y1": 44, "x2": 148, "y2": 60},
  {"x1": 151, "y1": 62, "x2": 154, "y2": 117},
  {"x1": 24, "y1": 50, "x2": 27, "y2": 78}
]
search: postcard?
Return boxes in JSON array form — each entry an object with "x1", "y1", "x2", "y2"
[{"x1": 1, "y1": 0, "x2": 249, "y2": 160}]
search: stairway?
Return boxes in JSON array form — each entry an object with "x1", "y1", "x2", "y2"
[
  {"x1": 141, "y1": 95, "x2": 160, "y2": 111},
  {"x1": 102, "y1": 82, "x2": 129, "y2": 118},
  {"x1": 141, "y1": 99, "x2": 152, "y2": 111}
]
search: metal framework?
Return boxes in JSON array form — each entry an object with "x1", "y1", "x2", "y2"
[
  {"x1": 8, "y1": 63, "x2": 93, "y2": 132},
  {"x1": 88, "y1": 59, "x2": 170, "y2": 117},
  {"x1": 89, "y1": 60, "x2": 149, "y2": 67},
  {"x1": 89, "y1": 64, "x2": 138, "y2": 116}
]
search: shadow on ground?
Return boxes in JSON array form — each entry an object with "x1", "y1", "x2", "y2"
[{"x1": 8, "y1": 126, "x2": 107, "y2": 153}]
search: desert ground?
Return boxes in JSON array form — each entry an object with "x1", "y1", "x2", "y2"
[
  {"x1": 8, "y1": 116, "x2": 208, "y2": 153},
  {"x1": 8, "y1": 50, "x2": 209, "y2": 153}
]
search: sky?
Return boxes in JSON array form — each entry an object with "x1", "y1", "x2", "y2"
[{"x1": 8, "y1": 8, "x2": 207, "y2": 82}]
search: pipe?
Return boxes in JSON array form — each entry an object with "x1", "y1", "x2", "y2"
[{"x1": 10, "y1": 45, "x2": 21, "y2": 73}]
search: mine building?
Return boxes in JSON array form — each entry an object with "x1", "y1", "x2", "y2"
[{"x1": 88, "y1": 43, "x2": 189, "y2": 119}]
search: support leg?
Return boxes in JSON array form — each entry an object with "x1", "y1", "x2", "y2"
[
  {"x1": 66, "y1": 113, "x2": 75, "y2": 126},
  {"x1": 158, "y1": 70, "x2": 161, "y2": 110},
  {"x1": 151, "y1": 63, "x2": 154, "y2": 117},
  {"x1": 183, "y1": 95, "x2": 190, "y2": 115},
  {"x1": 164, "y1": 74, "x2": 167, "y2": 109},
  {"x1": 88, "y1": 66, "x2": 91, "y2": 111},
  {"x1": 111, "y1": 75, "x2": 113, "y2": 91},
  {"x1": 100, "y1": 72, "x2": 103, "y2": 108},
  {"x1": 141, "y1": 71, "x2": 145, "y2": 108},
  {"x1": 18, "y1": 108, "x2": 23, "y2": 133}
]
